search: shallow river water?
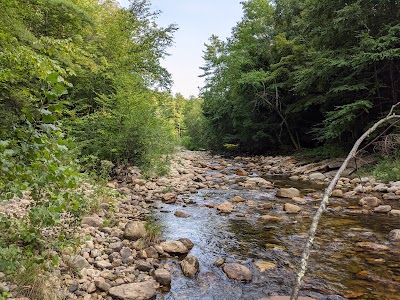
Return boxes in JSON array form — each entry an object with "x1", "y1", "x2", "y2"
[{"x1": 154, "y1": 173, "x2": 400, "y2": 300}]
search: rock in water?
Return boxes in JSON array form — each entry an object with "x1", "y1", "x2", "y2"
[
  {"x1": 222, "y1": 263, "x2": 253, "y2": 282},
  {"x1": 217, "y1": 201, "x2": 235, "y2": 213},
  {"x1": 359, "y1": 196, "x2": 381, "y2": 208},
  {"x1": 180, "y1": 255, "x2": 199, "y2": 277},
  {"x1": 153, "y1": 269, "x2": 172, "y2": 285},
  {"x1": 174, "y1": 210, "x2": 191, "y2": 218},
  {"x1": 389, "y1": 229, "x2": 400, "y2": 241},
  {"x1": 284, "y1": 203, "x2": 302, "y2": 213},
  {"x1": 160, "y1": 241, "x2": 189, "y2": 254},
  {"x1": 108, "y1": 281, "x2": 156, "y2": 300},
  {"x1": 124, "y1": 221, "x2": 147, "y2": 240},
  {"x1": 276, "y1": 188, "x2": 300, "y2": 198}
]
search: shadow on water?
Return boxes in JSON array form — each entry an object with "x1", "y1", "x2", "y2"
[{"x1": 155, "y1": 179, "x2": 400, "y2": 300}]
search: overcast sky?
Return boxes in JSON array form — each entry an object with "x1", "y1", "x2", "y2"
[{"x1": 117, "y1": 0, "x2": 243, "y2": 97}]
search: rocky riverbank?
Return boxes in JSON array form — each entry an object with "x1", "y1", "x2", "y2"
[{"x1": 2, "y1": 149, "x2": 400, "y2": 300}]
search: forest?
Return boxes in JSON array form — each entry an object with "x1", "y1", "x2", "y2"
[{"x1": 1, "y1": 0, "x2": 400, "y2": 299}]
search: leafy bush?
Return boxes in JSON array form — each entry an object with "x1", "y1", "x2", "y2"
[{"x1": 370, "y1": 158, "x2": 400, "y2": 181}]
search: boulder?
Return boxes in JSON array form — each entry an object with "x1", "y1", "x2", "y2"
[
  {"x1": 309, "y1": 172, "x2": 326, "y2": 180},
  {"x1": 222, "y1": 263, "x2": 253, "y2": 282},
  {"x1": 217, "y1": 201, "x2": 236, "y2": 213},
  {"x1": 108, "y1": 281, "x2": 156, "y2": 300},
  {"x1": 389, "y1": 209, "x2": 400, "y2": 216},
  {"x1": 178, "y1": 238, "x2": 194, "y2": 251},
  {"x1": 276, "y1": 188, "x2": 300, "y2": 198},
  {"x1": 180, "y1": 255, "x2": 200, "y2": 277},
  {"x1": 162, "y1": 193, "x2": 177, "y2": 203},
  {"x1": 359, "y1": 196, "x2": 382, "y2": 208},
  {"x1": 160, "y1": 241, "x2": 189, "y2": 254},
  {"x1": 153, "y1": 269, "x2": 171, "y2": 285},
  {"x1": 235, "y1": 169, "x2": 249, "y2": 176},
  {"x1": 124, "y1": 221, "x2": 147, "y2": 240},
  {"x1": 373, "y1": 205, "x2": 392, "y2": 213},
  {"x1": 82, "y1": 216, "x2": 103, "y2": 228},
  {"x1": 174, "y1": 210, "x2": 191, "y2": 218},
  {"x1": 389, "y1": 229, "x2": 400, "y2": 241},
  {"x1": 332, "y1": 189, "x2": 344, "y2": 197},
  {"x1": 284, "y1": 203, "x2": 301, "y2": 213},
  {"x1": 230, "y1": 196, "x2": 245, "y2": 203}
]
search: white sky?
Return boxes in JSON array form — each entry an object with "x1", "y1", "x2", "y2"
[{"x1": 117, "y1": 0, "x2": 243, "y2": 97}]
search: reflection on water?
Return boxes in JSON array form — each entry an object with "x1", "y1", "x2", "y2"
[{"x1": 155, "y1": 181, "x2": 400, "y2": 300}]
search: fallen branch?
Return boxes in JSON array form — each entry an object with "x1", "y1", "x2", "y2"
[{"x1": 290, "y1": 103, "x2": 400, "y2": 300}]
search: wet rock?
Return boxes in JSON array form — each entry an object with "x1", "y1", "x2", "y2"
[
  {"x1": 174, "y1": 210, "x2": 191, "y2": 218},
  {"x1": 309, "y1": 172, "x2": 325, "y2": 180},
  {"x1": 289, "y1": 175, "x2": 300, "y2": 181},
  {"x1": 178, "y1": 238, "x2": 194, "y2": 251},
  {"x1": 230, "y1": 196, "x2": 245, "y2": 203},
  {"x1": 213, "y1": 257, "x2": 225, "y2": 267},
  {"x1": 276, "y1": 188, "x2": 300, "y2": 198},
  {"x1": 356, "y1": 242, "x2": 389, "y2": 251},
  {"x1": 160, "y1": 241, "x2": 188, "y2": 254},
  {"x1": 108, "y1": 281, "x2": 156, "y2": 300},
  {"x1": 332, "y1": 189, "x2": 343, "y2": 197},
  {"x1": 359, "y1": 196, "x2": 381, "y2": 208},
  {"x1": 292, "y1": 197, "x2": 307, "y2": 204},
  {"x1": 284, "y1": 203, "x2": 301, "y2": 213},
  {"x1": 260, "y1": 215, "x2": 285, "y2": 222},
  {"x1": 124, "y1": 221, "x2": 147, "y2": 240},
  {"x1": 389, "y1": 229, "x2": 400, "y2": 241},
  {"x1": 217, "y1": 201, "x2": 236, "y2": 213},
  {"x1": 389, "y1": 209, "x2": 400, "y2": 216},
  {"x1": 245, "y1": 177, "x2": 273, "y2": 188},
  {"x1": 153, "y1": 269, "x2": 171, "y2": 285},
  {"x1": 254, "y1": 260, "x2": 276, "y2": 272},
  {"x1": 235, "y1": 169, "x2": 249, "y2": 176},
  {"x1": 180, "y1": 255, "x2": 200, "y2": 277},
  {"x1": 222, "y1": 263, "x2": 253, "y2": 282},
  {"x1": 373, "y1": 205, "x2": 392, "y2": 213},
  {"x1": 82, "y1": 216, "x2": 103, "y2": 228}
]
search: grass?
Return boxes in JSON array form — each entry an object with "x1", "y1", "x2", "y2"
[
  {"x1": 295, "y1": 144, "x2": 348, "y2": 161},
  {"x1": 365, "y1": 158, "x2": 400, "y2": 181}
]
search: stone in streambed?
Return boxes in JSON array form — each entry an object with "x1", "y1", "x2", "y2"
[
  {"x1": 260, "y1": 215, "x2": 285, "y2": 222},
  {"x1": 124, "y1": 221, "x2": 147, "y2": 240},
  {"x1": 359, "y1": 196, "x2": 381, "y2": 208},
  {"x1": 373, "y1": 205, "x2": 392, "y2": 213},
  {"x1": 174, "y1": 210, "x2": 191, "y2": 218},
  {"x1": 389, "y1": 209, "x2": 400, "y2": 216},
  {"x1": 276, "y1": 188, "x2": 300, "y2": 198},
  {"x1": 217, "y1": 201, "x2": 235, "y2": 213},
  {"x1": 254, "y1": 260, "x2": 276, "y2": 272},
  {"x1": 389, "y1": 229, "x2": 400, "y2": 241},
  {"x1": 222, "y1": 263, "x2": 253, "y2": 282},
  {"x1": 284, "y1": 203, "x2": 301, "y2": 213},
  {"x1": 153, "y1": 269, "x2": 171, "y2": 285},
  {"x1": 230, "y1": 196, "x2": 245, "y2": 203},
  {"x1": 108, "y1": 281, "x2": 156, "y2": 300},
  {"x1": 160, "y1": 241, "x2": 188, "y2": 254},
  {"x1": 264, "y1": 296, "x2": 316, "y2": 300},
  {"x1": 180, "y1": 255, "x2": 199, "y2": 277},
  {"x1": 178, "y1": 238, "x2": 194, "y2": 250}
]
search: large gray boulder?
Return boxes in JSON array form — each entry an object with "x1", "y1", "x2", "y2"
[
  {"x1": 108, "y1": 281, "x2": 156, "y2": 300},
  {"x1": 160, "y1": 241, "x2": 189, "y2": 254}
]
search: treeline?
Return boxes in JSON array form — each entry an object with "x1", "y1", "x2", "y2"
[
  {"x1": 200, "y1": 0, "x2": 400, "y2": 154},
  {"x1": 0, "y1": 0, "x2": 185, "y2": 275}
]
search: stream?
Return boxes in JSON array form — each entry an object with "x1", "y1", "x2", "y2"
[{"x1": 154, "y1": 167, "x2": 400, "y2": 300}]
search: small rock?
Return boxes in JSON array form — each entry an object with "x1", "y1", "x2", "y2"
[
  {"x1": 213, "y1": 257, "x2": 225, "y2": 267},
  {"x1": 276, "y1": 188, "x2": 300, "y2": 198},
  {"x1": 309, "y1": 172, "x2": 325, "y2": 180},
  {"x1": 124, "y1": 221, "x2": 147, "y2": 240},
  {"x1": 332, "y1": 189, "x2": 343, "y2": 197},
  {"x1": 292, "y1": 197, "x2": 307, "y2": 204},
  {"x1": 359, "y1": 196, "x2": 382, "y2": 208},
  {"x1": 174, "y1": 210, "x2": 191, "y2": 218},
  {"x1": 108, "y1": 281, "x2": 156, "y2": 300},
  {"x1": 266, "y1": 296, "x2": 315, "y2": 300},
  {"x1": 236, "y1": 169, "x2": 249, "y2": 176},
  {"x1": 95, "y1": 260, "x2": 112, "y2": 269},
  {"x1": 217, "y1": 201, "x2": 235, "y2": 213},
  {"x1": 69, "y1": 255, "x2": 91, "y2": 270},
  {"x1": 180, "y1": 255, "x2": 200, "y2": 277},
  {"x1": 373, "y1": 205, "x2": 392, "y2": 213},
  {"x1": 222, "y1": 263, "x2": 253, "y2": 282},
  {"x1": 389, "y1": 229, "x2": 400, "y2": 241},
  {"x1": 162, "y1": 193, "x2": 177, "y2": 203},
  {"x1": 284, "y1": 203, "x2": 301, "y2": 213},
  {"x1": 136, "y1": 261, "x2": 153, "y2": 272},
  {"x1": 389, "y1": 209, "x2": 400, "y2": 216},
  {"x1": 260, "y1": 215, "x2": 285, "y2": 222},
  {"x1": 254, "y1": 260, "x2": 276, "y2": 272},
  {"x1": 86, "y1": 282, "x2": 97, "y2": 293},
  {"x1": 178, "y1": 238, "x2": 194, "y2": 251},
  {"x1": 383, "y1": 193, "x2": 400, "y2": 200},
  {"x1": 82, "y1": 216, "x2": 103, "y2": 228},
  {"x1": 94, "y1": 278, "x2": 111, "y2": 291},
  {"x1": 230, "y1": 196, "x2": 245, "y2": 203},
  {"x1": 356, "y1": 242, "x2": 389, "y2": 251},
  {"x1": 68, "y1": 282, "x2": 79, "y2": 293},
  {"x1": 160, "y1": 241, "x2": 189, "y2": 254},
  {"x1": 153, "y1": 269, "x2": 171, "y2": 285}
]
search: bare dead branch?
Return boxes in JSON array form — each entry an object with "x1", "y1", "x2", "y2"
[{"x1": 290, "y1": 103, "x2": 400, "y2": 300}]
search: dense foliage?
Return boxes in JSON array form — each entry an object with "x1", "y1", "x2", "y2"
[
  {"x1": 200, "y1": 0, "x2": 400, "y2": 153},
  {"x1": 0, "y1": 0, "x2": 180, "y2": 276}
]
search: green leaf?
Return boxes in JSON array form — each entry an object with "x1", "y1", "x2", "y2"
[{"x1": 46, "y1": 72, "x2": 59, "y2": 84}]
